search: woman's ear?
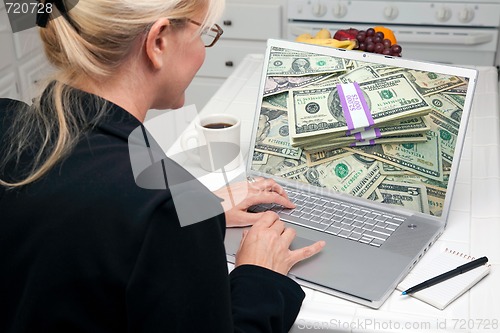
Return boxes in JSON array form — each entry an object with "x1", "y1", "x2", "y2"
[{"x1": 144, "y1": 18, "x2": 171, "y2": 70}]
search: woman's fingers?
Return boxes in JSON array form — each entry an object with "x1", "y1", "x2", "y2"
[
  {"x1": 249, "y1": 178, "x2": 290, "y2": 199},
  {"x1": 288, "y1": 240, "x2": 326, "y2": 266},
  {"x1": 280, "y1": 227, "x2": 297, "y2": 245},
  {"x1": 279, "y1": 228, "x2": 325, "y2": 266},
  {"x1": 245, "y1": 178, "x2": 296, "y2": 208},
  {"x1": 232, "y1": 210, "x2": 277, "y2": 227},
  {"x1": 247, "y1": 191, "x2": 296, "y2": 209},
  {"x1": 254, "y1": 210, "x2": 281, "y2": 228},
  {"x1": 235, "y1": 210, "x2": 326, "y2": 275}
]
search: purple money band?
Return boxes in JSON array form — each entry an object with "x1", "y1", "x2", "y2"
[
  {"x1": 353, "y1": 127, "x2": 382, "y2": 141},
  {"x1": 337, "y1": 82, "x2": 374, "y2": 131}
]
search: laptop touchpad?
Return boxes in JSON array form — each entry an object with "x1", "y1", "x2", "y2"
[{"x1": 290, "y1": 236, "x2": 316, "y2": 251}]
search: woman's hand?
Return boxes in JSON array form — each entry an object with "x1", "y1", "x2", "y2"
[
  {"x1": 213, "y1": 177, "x2": 296, "y2": 227},
  {"x1": 235, "y1": 211, "x2": 325, "y2": 275}
]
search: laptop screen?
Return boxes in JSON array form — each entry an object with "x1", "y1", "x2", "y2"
[{"x1": 250, "y1": 40, "x2": 477, "y2": 219}]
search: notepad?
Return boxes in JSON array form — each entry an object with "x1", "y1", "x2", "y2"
[{"x1": 397, "y1": 248, "x2": 491, "y2": 310}]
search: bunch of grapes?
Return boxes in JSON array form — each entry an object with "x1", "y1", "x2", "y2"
[{"x1": 356, "y1": 28, "x2": 402, "y2": 57}]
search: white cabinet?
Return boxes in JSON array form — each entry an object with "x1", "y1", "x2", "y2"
[
  {"x1": 0, "y1": 8, "x2": 20, "y2": 100},
  {"x1": 0, "y1": 10, "x2": 53, "y2": 104},
  {"x1": 199, "y1": 39, "x2": 273, "y2": 78},
  {"x1": 18, "y1": 53, "x2": 54, "y2": 103},
  {"x1": 0, "y1": 72, "x2": 19, "y2": 100},
  {"x1": 12, "y1": 27, "x2": 43, "y2": 60},
  {"x1": 0, "y1": 39, "x2": 18, "y2": 99},
  {"x1": 184, "y1": 0, "x2": 285, "y2": 111}
]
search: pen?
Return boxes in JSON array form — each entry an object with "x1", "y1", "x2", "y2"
[{"x1": 402, "y1": 256, "x2": 488, "y2": 295}]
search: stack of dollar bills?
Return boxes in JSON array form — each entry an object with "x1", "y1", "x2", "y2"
[{"x1": 253, "y1": 47, "x2": 467, "y2": 216}]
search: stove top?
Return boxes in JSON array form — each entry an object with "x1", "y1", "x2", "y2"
[{"x1": 287, "y1": 0, "x2": 500, "y2": 27}]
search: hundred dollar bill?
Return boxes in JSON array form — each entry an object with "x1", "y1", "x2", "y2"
[
  {"x1": 338, "y1": 65, "x2": 380, "y2": 84},
  {"x1": 293, "y1": 116, "x2": 430, "y2": 147},
  {"x1": 303, "y1": 133, "x2": 427, "y2": 152},
  {"x1": 288, "y1": 73, "x2": 431, "y2": 139},
  {"x1": 305, "y1": 147, "x2": 353, "y2": 167},
  {"x1": 424, "y1": 93, "x2": 462, "y2": 126},
  {"x1": 406, "y1": 70, "x2": 465, "y2": 96},
  {"x1": 300, "y1": 154, "x2": 385, "y2": 199},
  {"x1": 348, "y1": 130, "x2": 444, "y2": 181},
  {"x1": 267, "y1": 51, "x2": 346, "y2": 76},
  {"x1": 428, "y1": 111, "x2": 459, "y2": 164},
  {"x1": 264, "y1": 73, "x2": 334, "y2": 97},
  {"x1": 254, "y1": 107, "x2": 302, "y2": 160},
  {"x1": 378, "y1": 181, "x2": 430, "y2": 214}
]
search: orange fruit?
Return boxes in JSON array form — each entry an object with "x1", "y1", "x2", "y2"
[{"x1": 374, "y1": 26, "x2": 397, "y2": 45}]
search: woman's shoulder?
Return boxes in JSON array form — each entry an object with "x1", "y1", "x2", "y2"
[
  {"x1": 0, "y1": 98, "x2": 27, "y2": 120},
  {"x1": 0, "y1": 99, "x2": 31, "y2": 141},
  {"x1": 0, "y1": 98, "x2": 25, "y2": 108},
  {"x1": 0, "y1": 98, "x2": 26, "y2": 151}
]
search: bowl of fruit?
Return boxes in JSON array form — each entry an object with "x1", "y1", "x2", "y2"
[{"x1": 295, "y1": 26, "x2": 402, "y2": 57}]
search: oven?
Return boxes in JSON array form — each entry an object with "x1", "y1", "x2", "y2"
[{"x1": 286, "y1": 0, "x2": 500, "y2": 66}]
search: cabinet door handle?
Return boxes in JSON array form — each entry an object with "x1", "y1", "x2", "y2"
[
  {"x1": 223, "y1": 20, "x2": 232, "y2": 26},
  {"x1": 225, "y1": 61, "x2": 234, "y2": 67}
]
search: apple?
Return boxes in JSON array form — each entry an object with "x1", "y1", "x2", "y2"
[
  {"x1": 333, "y1": 28, "x2": 358, "y2": 41},
  {"x1": 347, "y1": 28, "x2": 359, "y2": 36}
]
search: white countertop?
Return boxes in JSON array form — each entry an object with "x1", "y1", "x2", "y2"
[{"x1": 195, "y1": 54, "x2": 500, "y2": 332}]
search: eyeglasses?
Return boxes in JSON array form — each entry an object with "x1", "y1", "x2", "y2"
[{"x1": 187, "y1": 19, "x2": 224, "y2": 48}]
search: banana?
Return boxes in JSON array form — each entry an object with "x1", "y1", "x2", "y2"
[
  {"x1": 295, "y1": 29, "x2": 358, "y2": 50},
  {"x1": 345, "y1": 39, "x2": 357, "y2": 50},
  {"x1": 295, "y1": 33, "x2": 313, "y2": 42},
  {"x1": 297, "y1": 38, "x2": 353, "y2": 48}
]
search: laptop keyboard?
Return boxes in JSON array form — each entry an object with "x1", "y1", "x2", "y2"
[{"x1": 250, "y1": 186, "x2": 406, "y2": 247}]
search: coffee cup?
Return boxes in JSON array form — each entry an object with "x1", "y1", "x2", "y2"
[{"x1": 181, "y1": 114, "x2": 241, "y2": 172}]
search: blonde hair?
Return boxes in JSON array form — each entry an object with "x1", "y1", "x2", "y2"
[{"x1": 0, "y1": 0, "x2": 225, "y2": 188}]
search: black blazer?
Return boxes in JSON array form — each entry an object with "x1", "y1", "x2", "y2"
[{"x1": 0, "y1": 93, "x2": 305, "y2": 333}]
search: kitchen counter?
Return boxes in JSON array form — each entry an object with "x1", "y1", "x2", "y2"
[{"x1": 156, "y1": 54, "x2": 500, "y2": 332}]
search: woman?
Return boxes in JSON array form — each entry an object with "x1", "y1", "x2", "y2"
[{"x1": 0, "y1": 0, "x2": 324, "y2": 332}]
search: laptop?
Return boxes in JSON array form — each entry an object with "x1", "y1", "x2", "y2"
[{"x1": 224, "y1": 39, "x2": 478, "y2": 309}]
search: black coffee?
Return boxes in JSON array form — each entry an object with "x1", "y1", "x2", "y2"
[{"x1": 203, "y1": 122, "x2": 233, "y2": 129}]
